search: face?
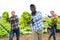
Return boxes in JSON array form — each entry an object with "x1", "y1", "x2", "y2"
[
  {"x1": 30, "y1": 6, "x2": 36, "y2": 12},
  {"x1": 11, "y1": 11, "x2": 15, "y2": 16},
  {"x1": 50, "y1": 11, "x2": 55, "y2": 16}
]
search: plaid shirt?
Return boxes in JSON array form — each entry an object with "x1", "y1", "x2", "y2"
[
  {"x1": 8, "y1": 15, "x2": 19, "y2": 30},
  {"x1": 30, "y1": 11, "x2": 43, "y2": 32}
]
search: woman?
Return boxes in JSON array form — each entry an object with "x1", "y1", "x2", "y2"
[{"x1": 48, "y1": 11, "x2": 58, "y2": 40}]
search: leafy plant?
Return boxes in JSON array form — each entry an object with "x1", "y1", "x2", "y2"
[
  {"x1": 20, "y1": 11, "x2": 32, "y2": 29},
  {"x1": 2, "y1": 11, "x2": 9, "y2": 23}
]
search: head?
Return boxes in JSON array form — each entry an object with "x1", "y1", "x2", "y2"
[
  {"x1": 30, "y1": 4, "x2": 36, "y2": 12},
  {"x1": 11, "y1": 11, "x2": 15, "y2": 16},
  {"x1": 50, "y1": 10, "x2": 55, "y2": 16}
]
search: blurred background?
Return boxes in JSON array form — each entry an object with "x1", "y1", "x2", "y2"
[
  {"x1": 0, "y1": 0, "x2": 60, "y2": 17},
  {"x1": 0, "y1": 0, "x2": 60, "y2": 40}
]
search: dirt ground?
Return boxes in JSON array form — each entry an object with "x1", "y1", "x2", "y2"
[{"x1": 0, "y1": 33, "x2": 60, "y2": 40}]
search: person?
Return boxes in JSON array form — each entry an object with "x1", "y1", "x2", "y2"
[
  {"x1": 9, "y1": 11, "x2": 20, "y2": 40},
  {"x1": 48, "y1": 11, "x2": 58, "y2": 40},
  {"x1": 28, "y1": 4, "x2": 43, "y2": 40}
]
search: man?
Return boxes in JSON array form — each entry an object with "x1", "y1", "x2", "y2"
[
  {"x1": 48, "y1": 11, "x2": 58, "y2": 40},
  {"x1": 29, "y1": 4, "x2": 43, "y2": 40},
  {"x1": 9, "y1": 11, "x2": 20, "y2": 40}
]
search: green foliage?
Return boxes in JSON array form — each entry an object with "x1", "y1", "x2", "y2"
[
  {"x1": 20, "y1": 11, "x2": 32, "y2": 29},
  {"x1": 0, "y1": 11, "x2": 10, "y2": 37},
  {"x1": 2, "y1": 11, "x2": 9, "y2": 23},
  {"x1": 48, "y1": 22, "x2": 53, "y2": 27},
  {"x1": 2, "y1": 11, "x2": 9, "y2": 19},
  {"x1": 0, "y1": 25, "x2": 9, "y2": 37},
  {"x1": 48, "y1": 17, "x2": 58, "y2": 27},
  {"x1": 0, "y1": 18, "x2": 10, "y2": 37},
  {"x1": 21, "y1": 11, "x2": 32, "y2": 21},
  {"x1": 0, "y1": 11, "x2": 60, "y2": 37},
  {"x1": 51, "y1": 17, "x2": 58, "y2": 24}
]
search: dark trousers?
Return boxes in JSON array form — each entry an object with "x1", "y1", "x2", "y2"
[
  {"x1": 49, "y1": 25, "x2": 57, "y2": 40},
  {"x1": 9, "y1": 27, "x2": 20, "y2": 40}
]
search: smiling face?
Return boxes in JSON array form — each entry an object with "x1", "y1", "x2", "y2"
[
  {"x1": 30, "y1": 4, "x2": 36, "y2": 13},
  {"x1": 30, "y1": 6, "x2": 36, "y2": 13}
]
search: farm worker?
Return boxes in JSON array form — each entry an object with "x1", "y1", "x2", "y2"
[
  {"x1": 8, "y1": 11, "x2": 20, "y2": 40},
  {"x1": 28, "y1": 4, "x2": 43, "y2": 40},
  {"x1": 48, "y1": 11, "x2": 58, "y2": 40}
]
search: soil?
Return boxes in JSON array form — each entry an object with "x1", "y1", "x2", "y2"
[{"x1": 0, "y1": 33, "x2": 60, "y2": 40}]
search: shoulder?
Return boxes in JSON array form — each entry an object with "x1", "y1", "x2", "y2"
[
  {"x1": 36, "y1": 11, "x2": 41, "y2": 13},
  {"x1": 36, "y1": 11, "x2": 42, "y2": 15}
]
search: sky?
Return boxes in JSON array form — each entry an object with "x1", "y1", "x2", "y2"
[{"x1": 0, "y1": 0, "x2": 60, "y2": 17}]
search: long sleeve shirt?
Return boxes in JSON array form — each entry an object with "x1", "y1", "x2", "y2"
[
  {"x1": 8, "y1": 15, "x2": 19, "y2": 30},
  {"x1": 30, "y1": 11, "x2": 43, "y2": 32}
]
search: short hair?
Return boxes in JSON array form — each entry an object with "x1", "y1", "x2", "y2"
[
  {"x1": 50, "y1": 10, "x2": 54, "y2": 12},
  {"x1": 30, "y1": 4, "x2": 35, "y2": 7},
  {"x1": 11, "y1": 11, "x2": 15, "y2": 13}
]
